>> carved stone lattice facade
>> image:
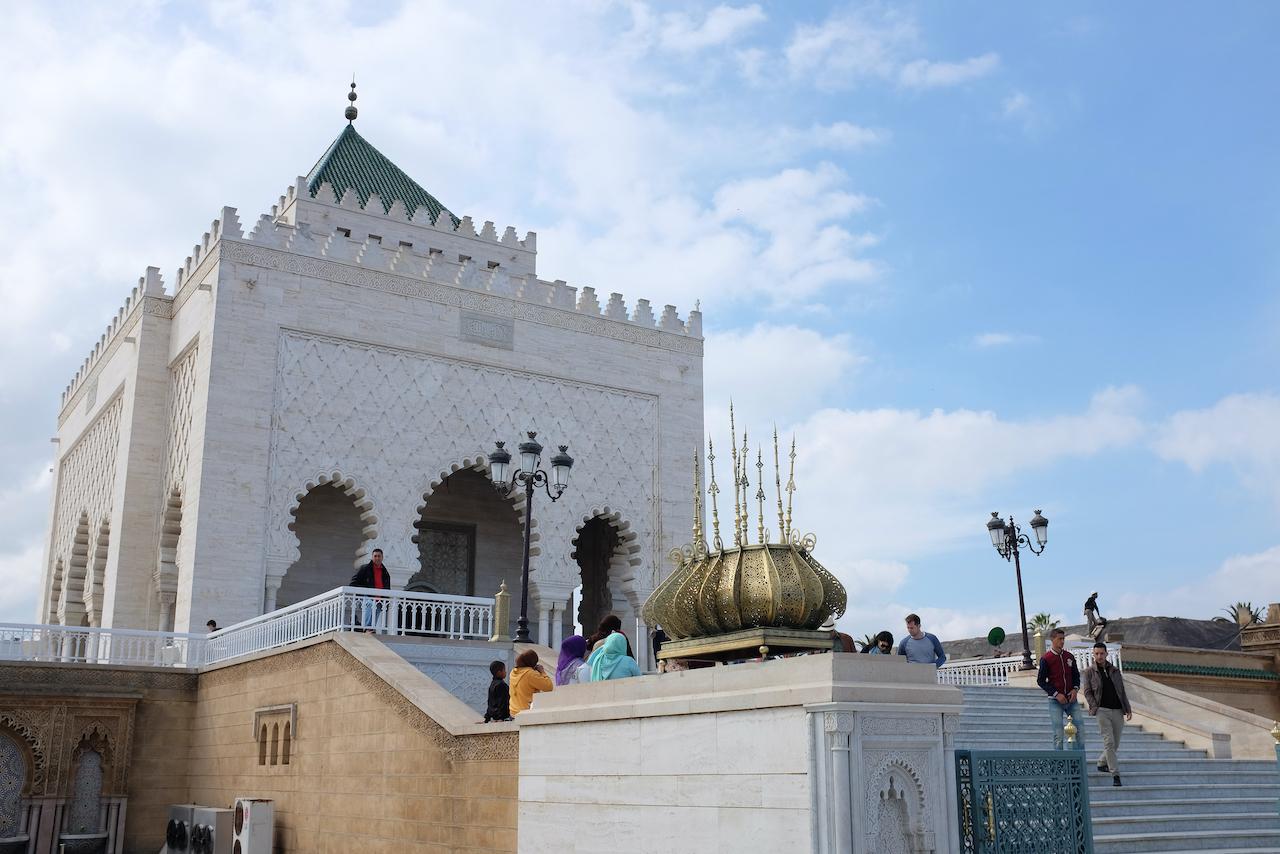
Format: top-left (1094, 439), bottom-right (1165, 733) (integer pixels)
top-left (48, 395), bottom-right (122, 624)
top-left (39, 116), bottom-right (702, 633)
top-left (267, 330), bottom-right (658, 594)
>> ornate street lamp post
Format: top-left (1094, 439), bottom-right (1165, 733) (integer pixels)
top-left (489, 432), bottom-right (574, 644)
top-left (986, 509), bottom-right (1049, 671)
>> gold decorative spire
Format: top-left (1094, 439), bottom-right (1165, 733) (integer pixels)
top-left (773, 428), bottom-right (785, 540)
top-left (784, 435), bottom-right (796, 541)
top-left (729, 404), bottom-right (742, 547)
top-left (691, 445), bottom-right (704, 552)
top-left (755, 448), bottom-right (767, 544)
top-left (642, 415), bottom-right (846, 642)
top-left (707, 437), bottom-right (723, 550)
top-left (739, 430), bottom-right (750, 546)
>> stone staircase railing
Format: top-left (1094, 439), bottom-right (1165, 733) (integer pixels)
top-left (0, 587), bottom-right (495, 669)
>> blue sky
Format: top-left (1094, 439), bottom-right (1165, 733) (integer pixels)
top-left (1, 2), bottom-right (1277, 639)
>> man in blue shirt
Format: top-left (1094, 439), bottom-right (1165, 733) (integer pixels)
top-left (897, 614), bottom-right (947, 666)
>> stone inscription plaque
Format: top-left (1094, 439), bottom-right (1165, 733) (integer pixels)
top-left (460, 310), bottom-right (515, 350)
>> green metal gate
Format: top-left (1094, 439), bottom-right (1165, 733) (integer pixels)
top-left (955, 750), bottom-right (1094, 854)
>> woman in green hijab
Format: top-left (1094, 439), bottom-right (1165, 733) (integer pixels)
top-left (587, 631), bottom-right (642, 681)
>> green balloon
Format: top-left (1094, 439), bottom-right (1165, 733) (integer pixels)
top-left (987, 627), bottom-right (1006, 646)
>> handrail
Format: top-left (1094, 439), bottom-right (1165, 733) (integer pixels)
top-left (937, 643), bottom-right (1122, 686)
top-left (0, 587), bottom-right (496, 669)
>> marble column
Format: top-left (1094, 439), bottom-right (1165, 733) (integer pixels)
top-left (550, 603), bottom-right (565, 651)
top-left (537, 606), bottom-right (551, 648)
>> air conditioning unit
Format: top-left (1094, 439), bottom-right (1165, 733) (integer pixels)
top-left (232, 798), bottom-right (274, 854)
top-left (166, 804), bottom-right (198, 853)
top-left (190, 807), bottom-right (233, 854)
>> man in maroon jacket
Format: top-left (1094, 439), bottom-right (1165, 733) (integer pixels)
top-left (1036, 627), bottom-right (1086, 751)
top-left (350, 548), bottom-right (392, 630)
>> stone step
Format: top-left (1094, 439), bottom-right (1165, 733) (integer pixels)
top-left (955, 730), bottom-right (1178, 744)
top-left (958, 745), bottom-right (1203, 760)
top-left (1092, 798), bottom-right (1280, 818)
top-left (1083, 758), bottom-right (1276, 773)
top-left (1094, 812), bottom-right (1280, 837)
top-left (1093, 829), bottom-right (1280, 853)
top-left (1089, 784), bottom-right (1280, 804)
top-left (1084, 769), bottom-right (1280, 786)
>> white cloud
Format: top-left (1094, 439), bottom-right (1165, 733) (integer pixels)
top-left (781, 386), bottom-right (1144, 583)
top-left (973, 331), bottom-right (1038, 349)
top-left (1114, 544), bottom-right (1280, 623)
top-left (658, 4), bottom-right (767, 52)
top-left (784, 8), bottom-right (998, 92)
top-left (703, 324), bottom-right (866, 431)
top-left (898, 53), bottom-right (1000, 90)
top-left (1002, 90), bottom-right (1032, 118)
top-left (1153, 393), bottom-right (1280, 505)
top-left (0, 3), bottom-right (891, 623)
top-left (1154, 393), bottom-right (1280, 472)
top-left (0, 543), bottom-right (45, 624)
top-left (784, 121), bottom-right (890, 151)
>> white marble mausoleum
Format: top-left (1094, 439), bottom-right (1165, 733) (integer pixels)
top-left (38, 92), bottom-right (703, 654)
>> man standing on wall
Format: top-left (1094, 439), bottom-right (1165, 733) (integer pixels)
top-left (1084, 591), bottom-right (1107, 639)
top-left (350, 547), bottom-right (392, 631)
top-left (1037, 628), bottom-right (1086, 751)
top-left (897, 614), bottom-right (946, 666)
top-left (1083, 641), bottom-right (1132, 787)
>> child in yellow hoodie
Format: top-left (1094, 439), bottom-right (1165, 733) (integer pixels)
top-left (509, 649), bottom-right (553, 714)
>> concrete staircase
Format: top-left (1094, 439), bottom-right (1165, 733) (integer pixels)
top-left (956, 686), bottom-right (1280, 853)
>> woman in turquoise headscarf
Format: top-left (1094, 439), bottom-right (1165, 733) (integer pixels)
top-left (587, 631), bottom-right (641, 681)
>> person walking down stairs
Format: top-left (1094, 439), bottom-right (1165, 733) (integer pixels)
top-left (1037, 627), bottom-right (1085, 752)
top-left (1082, 641), bottom-right (1132, 787)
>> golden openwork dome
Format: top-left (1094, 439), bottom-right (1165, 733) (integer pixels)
top-left (642, 410), bottom-right (846, 640)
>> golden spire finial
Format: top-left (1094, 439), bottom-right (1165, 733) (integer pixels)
top-left (691, 445), bottom-right (704, 551)
top-left (755, 448), bottom-right (766, 544)
top-left (707, 437), bottom-right (723, 550)
top-left (739, 430), bottom-right (750, 545)
top-left (784, 435), bottom-right (797, 540)
top-left (773, 427), bottom-right (785, 540)
top-left (729, 404), bottom-right (743, 547)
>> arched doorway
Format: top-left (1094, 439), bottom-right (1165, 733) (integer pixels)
top-left (277, 483), bottom-right (367, 607)
top-left (413, 467), bottom-right (524, 636)
top-left (574, 517), bottom-right (619, 634)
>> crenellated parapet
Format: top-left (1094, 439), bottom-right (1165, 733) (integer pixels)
top-left (247, 178), bottom-right (702, 338)
top-left (61, 188), bottom-right (701, 418)
top-left (59, 207), bottom-right (243, 418)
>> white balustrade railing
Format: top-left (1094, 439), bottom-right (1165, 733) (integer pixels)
top-left (936, 643), bottom-right (1123, 686)
top-left (204, 586), bottom-right (495, 664)
top-left (0, 587), bottom-right (495, 669)
top-left (0, 623), bottom-right (205, 667)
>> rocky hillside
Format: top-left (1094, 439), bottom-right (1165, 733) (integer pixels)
top-left (941, 615), bottom-right (1245, 660)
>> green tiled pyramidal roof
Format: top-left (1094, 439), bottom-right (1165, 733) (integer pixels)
top-left (306, 124), bottom-right (457, 226)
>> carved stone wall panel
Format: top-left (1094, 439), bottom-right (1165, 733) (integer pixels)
top-left (862, 748), bottom-right (935, 851)
top-left (163, 345), bottom-right (199, 495)
top-left (0, 695), bottom-right (138, 799)
top-left (48, 395), bottom-right (123, 619)
top-left (266, 330), bottom-right (658, 594)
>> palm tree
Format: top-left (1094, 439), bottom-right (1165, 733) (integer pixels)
top-left (1216, 601), bottom-right (1263, 626)
top-left (1027, 612), bottom-right (1059, 635)
top-left (859, 633), bottom-right (878, 652)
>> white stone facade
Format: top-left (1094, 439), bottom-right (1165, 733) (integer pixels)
top-left (516, 654), bottom-right (964, 854)
top-left (39, 148), bottom-right (703, 640)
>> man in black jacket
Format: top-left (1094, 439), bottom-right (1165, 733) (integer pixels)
top-left (350, 548), bottom-right (392, 630)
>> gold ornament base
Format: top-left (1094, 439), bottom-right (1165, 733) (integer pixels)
top-left (657, 627), bottom-right (834, 663)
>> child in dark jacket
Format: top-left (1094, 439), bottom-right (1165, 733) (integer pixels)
top-left (484, 660), bottom-right (512, 722)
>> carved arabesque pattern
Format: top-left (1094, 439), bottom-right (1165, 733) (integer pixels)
top-left (48, 396), bottom-right (122, 622)
top-left (163, 345), bottom-right (199, 494)
top-left (266, 331), bottom-right (657, 596)
top-left (863, 749), bottom-right (933, 852)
